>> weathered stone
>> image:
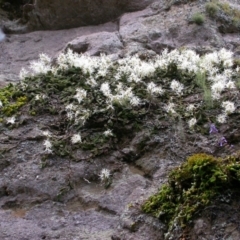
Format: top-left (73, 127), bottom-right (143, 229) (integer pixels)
top-left (0, 21), bottom-right (118, 82)
top-left (27, 0), bottom-right (155, 30)
top-left (0, 1), bottom-right (240, 239)
top-left (66, 31), bottom-right (123, 56)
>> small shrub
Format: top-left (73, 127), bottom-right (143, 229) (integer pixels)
top-left (205, 2), bottom-right (219, 17)
top-left (191, 13), bottom-right (205, 25)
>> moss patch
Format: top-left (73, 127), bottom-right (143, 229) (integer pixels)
top-left (142, 152), bottom-right (240, 234)
top-left (0, 83), bottom-right (28, 117)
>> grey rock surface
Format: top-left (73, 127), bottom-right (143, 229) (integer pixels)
top-left (66, 31), bottom-right (123, 56)
top-left (27, 0), bottom-right (155, 30)
top-left (1, 0), bottom-right (240, 239)
top-left (0, 21), bottom-right (118, 86)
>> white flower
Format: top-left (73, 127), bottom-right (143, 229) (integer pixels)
top-left (86, 77), bottom-right (97, 87)
top-left (103, 129), bottom-right (113, 137)
top-left (226, 81), bottom-right (235, 89)
top-left (39, 53), bottom-right (51, 65)
top-left (99, 168), bottom-right (111, 182)
top-left (218, 48), bottom-right (233, 67)
top-left (19, 68), bottom-right (29, 80)
top-left (130, 96), bottom-right (141, 106)
top-left (42, 130), bottom-right (52, 137)
top-left (100, 82), bottom-right (111, 97)
top-left (65, 103), bottom-right (75, 110)
top-left (43, 139), bottom-right (53, 154)
top-left (164, 102), bottom-right (176, 115)
top-left (0, 100), bottom-right (2, 108)
top-left (35, 94), bottom-right (46, 100)
top-left (71, 133), bottom-right (82, 144)
top-left (74, 108), bottom-right (91, 125)
top-left (186, 104), bottom-right (195, 112)
top-left (188, 118), bottom-right (197, 128)
top-left (147, 82), bottom-right (164, 96)
top-left (211, 81), bottom-right (225, 93)
top-left (6, 116), bottom-right (16, 124)
top-left (170, 80), bottom-right (184, 95)
top-left (30, 53), bottom-right (52, 75)
top-left (65, 103), bottom-right (77, 120)
top-left (222, 101), bottom-right (235, 114)
top-left (217, 113), bottom-right (227, 123)
top-left (110, 85), bottom-right (136, 107)
top-left (74, 88), bottom-right (87, 104)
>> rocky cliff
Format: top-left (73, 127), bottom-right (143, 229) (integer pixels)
top-left (0, 0), bottom-right (240, 239)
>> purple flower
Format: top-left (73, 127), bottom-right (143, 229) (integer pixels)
top-left (209, 123), bottom-right (218, 134)
top-left (219, 136), bottom-right (227, 147)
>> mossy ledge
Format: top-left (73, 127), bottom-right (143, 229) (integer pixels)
top-left (0, 83), bottom-right (28, 117)
top-left (142, 152), bottom-right (240, 237)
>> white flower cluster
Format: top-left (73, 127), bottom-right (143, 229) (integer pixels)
top-left (116, 55), bottom-right (155, 83)
top-left (99, 168), bottom-right (111, 182)
top-left (74, 88), bottom-right (87, 104)
top-left (57, 49), bottom-right (98, 74)
top-left (42, 130), bottom-right (52, 137)
top-left (186, 104), bottom-right (195, 113)
top-left (35, 93), bottom-right (46, 101)
top-left (154, 49), bottom-right (200, 73)
top-left (71, 133), bottom-right (82, 144)
top-left (188, 118), bottom-right (197, 128)
top-left (100, 82), bottom-right (140, 107)
top-left (18, 47), bottom-right (238, 131)
top-left (164, 102), bottom-right (176, 115)
top-left (29, 53), bottom-right (52, 75)
top-left (103, 129), bottom-right (113, 137)
top-left (216, 101), bottom-right (236, 124)
top-left (19, 68), bottom-right (30, 81)
top-left (222, 101), bottom-right (235, 114)
top-left (170, 80), bottom-right (184, 95)
top-left (43, 139), bottom-right (53, 154)
top-left (147, 82), bottom-right (164, 96)
top-left (210, 72), bottom-right (236, 100)
top-left (42, 130), bottom-right (53, 154)
top-left (6, 116), bottom-right (16, 125)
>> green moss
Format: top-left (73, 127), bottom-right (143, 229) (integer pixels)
top-left (142, 152), bottom-right (240, 233)
top-left (0, 84), bottom-right (28, 117)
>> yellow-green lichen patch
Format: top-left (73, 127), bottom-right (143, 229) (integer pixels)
top-left (142, 152), bottom-right (240, 234)
top-left (0, 84), bottom-right (28, 117)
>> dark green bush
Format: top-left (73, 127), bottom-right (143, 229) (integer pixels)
top-left (191, 13), bottom-right (205, 25)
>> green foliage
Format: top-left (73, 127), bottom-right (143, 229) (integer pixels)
top-left (195, 71), bottom-right (213, 108)
top-left (0, 84), bottom-right (28, 117)
top-left (206, 1), bottom-right (240, 29)
top-left (142, 152), bottom-right (240, 233)
top-left (205, 2), bottom-right (219, 17)
top-left (218, 1), bottom-right (240, 28)
top-left (191, 13), bottom-right (205, 25)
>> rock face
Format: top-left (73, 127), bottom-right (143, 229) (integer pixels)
top-left (0, 21), bottom-right (118, 87)
top-left (27, 0), bottom-right (155, 30)
top-left (66, 31), bottom-right (123, 56)
top-left (1, 0), bottom-right (240, 239)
